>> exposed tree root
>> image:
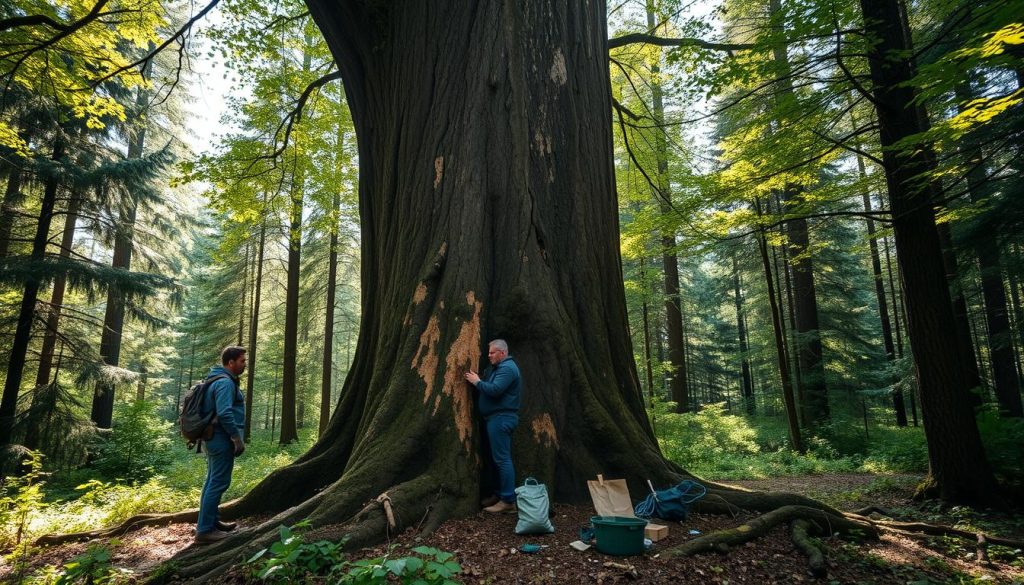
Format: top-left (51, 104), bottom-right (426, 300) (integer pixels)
top-left (791, 518), bottom-right (827, 578)
top-left (35, 509), bottom-right (199, 546)
top-left (665, 505), bottom-right (878, 558)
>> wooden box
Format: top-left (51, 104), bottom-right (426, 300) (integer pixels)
top-left (644, 523), bottom-right (668, 542)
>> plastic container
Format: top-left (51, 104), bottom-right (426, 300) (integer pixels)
top-left (590, 516), bottom-right (647, 556)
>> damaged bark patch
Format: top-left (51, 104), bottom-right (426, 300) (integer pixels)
top-left (433, 156), bottom-right (444, 189)
top-left (550, 48), bottom-right (567, 85)
top-left (530, 414), bottom-right (559, 448)
top-left (413, 315), bottom-right (441, 404)
top-left (413, 283), bottom-right (428, 305)
top-left (438, 291), bottom-right (483, 452)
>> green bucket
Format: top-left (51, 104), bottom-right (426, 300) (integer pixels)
top-left (590, 516), bottom-right (647, 556)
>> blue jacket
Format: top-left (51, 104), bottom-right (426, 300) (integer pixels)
top-left (476, 357), bottom-right (521, 418)
top-left (202, 365), bottom-right (246, 440)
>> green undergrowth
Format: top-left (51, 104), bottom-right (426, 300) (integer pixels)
top-left (1, 427), bottom-right (317, 551)
top-left (650, 400), bottom-right (1024, 482)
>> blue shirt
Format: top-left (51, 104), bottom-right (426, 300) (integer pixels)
top-left (476, 356), bottom-right (521, 418)
top-left (202, 365), bottom-right (246, 440)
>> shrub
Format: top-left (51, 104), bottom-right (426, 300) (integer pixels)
top-left (93, 400), bottom-right (174, 482)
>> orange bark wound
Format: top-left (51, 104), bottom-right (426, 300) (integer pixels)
top-left (531, 414), bottom-right (559, 448)
top-left (412, 315), bottom-right (441, 404)
top-left (439, 291), bottom-right (483, 452)
top-left (413, 283), bottom-right (428, 305)
top-left (434, 156), bottom-right (444, 189)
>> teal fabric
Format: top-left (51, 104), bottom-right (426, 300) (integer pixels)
top-left (514, 477), bottom-right (555, 535)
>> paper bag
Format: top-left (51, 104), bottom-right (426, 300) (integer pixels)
top-left (586, 474), bottom-right (636, 517)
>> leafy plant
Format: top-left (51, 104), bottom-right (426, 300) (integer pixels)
top-left (246, 520), bottom-right (345, 582)
top-left (0, 449), bottom-right (47, 549)
top-left (52, 541), bottom-right (131, 584)
top-left (331, 545), bottom-right (463, 585)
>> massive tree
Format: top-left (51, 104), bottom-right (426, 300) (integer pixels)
top-left (42, 0), bottom-right (1017, 579)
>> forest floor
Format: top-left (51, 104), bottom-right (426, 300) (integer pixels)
top-left (3, 472), bottom-right (1023, 584)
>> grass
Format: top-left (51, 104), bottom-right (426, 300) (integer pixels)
top-left (4, 427), bottom-right (317, 547)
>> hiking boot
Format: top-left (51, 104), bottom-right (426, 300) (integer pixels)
top-left (480, 495), bottom-right (500, 508)
top-left (216, 520), bottom-right (238, 532)
top-left (483, 500), bottom-right (517, 514)
top-left (194, 529), bottom-right (230, 544)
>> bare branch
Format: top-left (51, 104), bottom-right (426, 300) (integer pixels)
top-left (608, 33), bottom-right (753, 52)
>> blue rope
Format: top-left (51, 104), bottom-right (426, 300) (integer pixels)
top-left (634, 480), bottom-right (707, 519)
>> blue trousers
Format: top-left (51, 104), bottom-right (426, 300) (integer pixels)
top-left (197, 433), bottom-right (234, 534)
top-left (486, 413), bottom-right (518, 503)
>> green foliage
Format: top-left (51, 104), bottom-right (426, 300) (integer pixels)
top-left (245, 522), bottom-right (464, 585)
top-left (93, 400), bottom-right (174, 481)
top-left (651, 400), bottom-right (759, 467)
top-left (246, 521), bottom-right (345, 582)
top-left (51, 541), bottom-right (131, 585)
top-left (0, 450), bottom-right (47, 549)
top-left (331, 545), bottom-right (463, 585)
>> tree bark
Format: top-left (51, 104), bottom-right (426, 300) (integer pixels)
top-left (320, 125), bottom-right (346, 435)
top-left (858, 174), bottom-right (907, 425)
top-left (245, 220), bottom-right (266, 442)
top-left (0, 138), bottom-right (64, 446)
top-left (732, 252), bottom-right (755, 414)
top-left (954, 84), bottom-right (1022, 417)
top-left (279, 166), bottom-right (303, 445)
top-left (0, 162), bottom-right (25, 258)
top-left (755, 200), bottom-right (804, 453)
top-left (34, 188), bottom-right (82, 390)
top-left (90, 128), bottom-right (145, 428)
top-left (645, 3), bottom-right (688, 414)
top-left (639, 257), bottom-right (656, 405)
top-left (857, 0), bottom-right (999, 503)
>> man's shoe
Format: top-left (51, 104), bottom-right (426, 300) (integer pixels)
top-left (483, 500), bottom-right (517, 514)
top-left (216, 520), bottom-right (237, 532)
top-left (194, 529), bottom-right (230, 544)
top-left (480, 495), bottom-right (500, 508)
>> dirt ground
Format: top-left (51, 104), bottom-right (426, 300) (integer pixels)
top-left (3, 473), bottom-right (1023, 584)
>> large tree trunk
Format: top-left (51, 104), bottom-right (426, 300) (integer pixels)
top-left (171, 4), bottom-right (682, 571)
top-left (0, 138), bottom-right (64, 446)
top-left (857, 0), bottom-right (999, 503)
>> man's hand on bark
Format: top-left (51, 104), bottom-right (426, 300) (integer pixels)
top-left (464, 371), bottom-right (480, 385)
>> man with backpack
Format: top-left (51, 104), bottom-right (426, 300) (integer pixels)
top-left (195, 345), bottom-right (247, 544)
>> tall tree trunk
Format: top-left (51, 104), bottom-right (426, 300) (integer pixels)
top-left (91, 142), bottom-right (145, 427)
top-left (245, 220), bottom-right (267, 442)
top-left (0, 138), bottom-right (64, 446)
top-left (955, 85), bottom-right (1022, 417)
top-left (857, 0), bottom-right (999, 502)
top-left (732, 252), bottom-right (754, 414)
top-left (90, 73), bottom-right (151, 428)
top-left (771, 214), bottom-right (803, 426)
top-left (279, 165), bottom-right (304, 445)
top-left (0, 162), bottom-right (25, 258)
top-left (35, 188), bottom-right (83, 389)
top-left (238, 241), bottom-right (249, 345)
top-left (937, 222), bottom-right (985, 407)
top-left (767, 0), bottom-right (828, 425)
top-left (756, 199), bottom-right (803, 453)
top-left (639, 257), bottom-right (656, 405)
top-left (858, 170), bottom-right (907, 425)
top-left (23, 187), bottom-right (83, 450)
top-left (645, 3), bottom-right (688, 414)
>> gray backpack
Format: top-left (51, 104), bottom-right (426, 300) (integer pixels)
top-left (178, 375), bottom-right (227, 450)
